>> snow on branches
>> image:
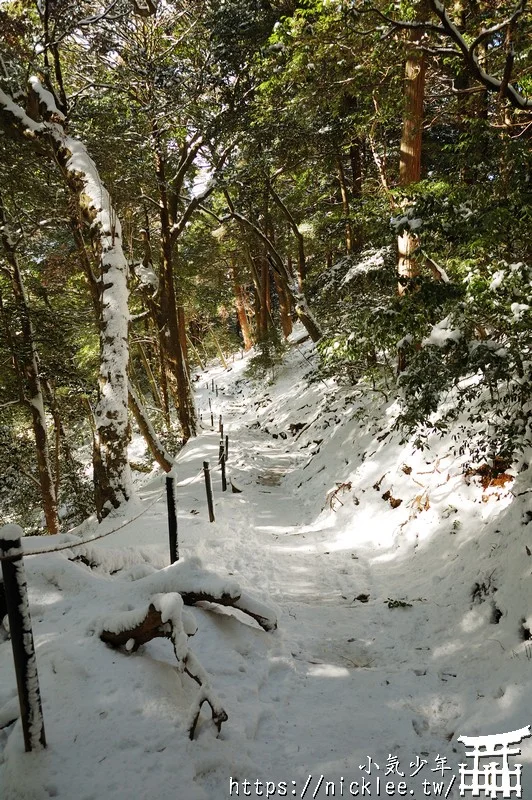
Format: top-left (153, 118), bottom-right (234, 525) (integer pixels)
top-left (0, 80), bottom-right (132, 512)
top-left (95, 557), bottom-right (277, 738)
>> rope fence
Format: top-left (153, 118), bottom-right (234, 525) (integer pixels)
top-left (1, 388), bottom-right (233, 753)
top-left (0, 488), bottom-right (166, 562)
top-left (0, 465), bottom-right (208, 563)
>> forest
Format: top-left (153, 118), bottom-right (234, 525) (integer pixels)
top-left (0, 0), bottom-right (530, 532)
top-left (0, 1), bottom-right (532, 798)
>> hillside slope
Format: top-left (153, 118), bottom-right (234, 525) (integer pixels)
top-left (1, 333), bottom-right (532, 799)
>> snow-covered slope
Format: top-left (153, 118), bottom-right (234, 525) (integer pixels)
top-left (2, 332), bottom-right (532, 799)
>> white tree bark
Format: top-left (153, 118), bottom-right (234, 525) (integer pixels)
top-left (0, 82), bottom-right (132, 512)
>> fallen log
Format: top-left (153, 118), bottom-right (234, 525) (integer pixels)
top-left (100, 593), bottom-right (228, 739)
top-left (132, 560), bottom-right (278, 632)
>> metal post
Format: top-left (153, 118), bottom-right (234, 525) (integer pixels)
top-left (219, 415), bottom-right (223, 437)
top-left (221, 453), bottom-right (227, 492)
top-left (203, 461), bottom-right (215, 522)
top-left (211, 379), bottom-right (214, 392)
top-left (216, 385), bottom-right (218, 397)
top-left (0, 525), bottom-right (46, 752)
top-left (225, 434), bottom-right (229, 461)
top-left (166, 475), bottom-right (178, 564)
top-left (218, 439), bottom-right (224, 464)
top-left (210, 412), bottom-right (214, 428)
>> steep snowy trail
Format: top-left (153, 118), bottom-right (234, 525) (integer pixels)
top-left (172, 361), bottom-right (467, 797)
top-left (4, 340), bottom-right (532, 800)
top-left (179, 350), bottom-right (532, 799)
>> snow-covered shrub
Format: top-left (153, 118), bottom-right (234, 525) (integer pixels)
top-left (397, 258), bottom-right (532, 461)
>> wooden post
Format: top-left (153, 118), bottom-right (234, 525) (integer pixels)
top-left (216, 385), bottom-right (218, 397)
top-left (0, 577), bottom-right (6, 624)
top-left (211, 379), bottom-right (214, 392)
top-left (221, 452), bottom-right (227, 492)
top-left (203, 461), bottom-right (215, 522)
top-left (210, 412), bottom-right (214, 428)
top-left (166, 474), bottom-right (178, 564)
top-left (219, 415), bottom-right (223, 437)
top-left (218, 439), bottom-right (224, 464)
top-left (0, 525), bottom-right (46, 752)
top-left (225, 434), bottom-right (229, 461)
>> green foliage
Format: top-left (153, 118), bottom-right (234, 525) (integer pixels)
top-left (2, 0), bottom-right (532, 527)
top-left (314, 247), bottom-right (397, 384)
top-left (245, 328), bottom-right (288, 384)
top-left (397, 256), bottom-right (532, 460)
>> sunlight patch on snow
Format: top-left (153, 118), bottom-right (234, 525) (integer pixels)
top-left (460, 609), bottom-right (486, 633)
top-left (307, 664), bottom-right (350, 678)
top-left (496, 685), bottom-right (521, 711)
top-left (432, 640), bottom-right (465, 659)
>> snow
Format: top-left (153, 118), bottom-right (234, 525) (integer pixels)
top-left (0, 524), bottom-right (24, 544)
top-left (3, 333), bottom-right (532, 798)
top-left (0, 89), bottom-right (42, 133)
top-left (490, 270), bottom-right (505, 290)
top-left (341, 247), bottom-right (390, 286)
top-left (135, 263), bottom-right (158, 291)
top-left (28, 78), bottom-right (65, 121)
top-left (422, 316), bottom-right (462, 347)
top-left (511, 302), bottom-right (529, 321)
top-left (0, 84), bottom-right (132, 501)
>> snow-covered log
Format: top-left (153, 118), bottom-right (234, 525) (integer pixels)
top-left (100, 592), bottom-right (228, 739)
top-left (80, 552), bottom-right (278, 632)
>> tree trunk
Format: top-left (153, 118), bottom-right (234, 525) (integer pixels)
top-left (265, 216), bottom-right (292, 340)
top-left (177, 304), bottom-right (189, 374)
top-left (42, 378), bottom-right (85, 504)
top-left (128, 383), bottom-right (173, 472)
top-left (266, 181), bottom-right (306, 287)
top-left (151, 119), bottom-right (196, 441)
top-left (245, 245), bottom-right (266, 341)
top-left (398, 29), bottom-right (426, 293)
top-left (399, 33), bottom-right (426, 187)
top-left (224, 196), bottom-right (322, 343)
top-left (0, 196), bottom-right (60, 534)
top-left (5, 80), bottom-right (133, 515)
top-left (273, 268), bottom-right (293, 340)
top-left (336, 156), bottom-right (353, 254)
top-left (259, 254), bottom-right (270, 341)
top-left (231, 260), bottom-right (253, 350)
top-left (350, 139), bottom-right (363, 197)
top-left (137, 341), bottom-right (164, 414)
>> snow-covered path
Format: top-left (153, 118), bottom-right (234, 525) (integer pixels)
top-left (3, 339), bottom-right (532, 799)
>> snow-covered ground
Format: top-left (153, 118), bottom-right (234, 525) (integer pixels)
top-left (2, 332), bottom-right (532, 800)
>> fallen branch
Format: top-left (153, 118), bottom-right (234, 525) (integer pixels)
top-left (107, 557), bottom-right (278, 632)
top-left (100, 593), bottom-right (228, 739)
top-left (98, 561), bottom-right (277, 737)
